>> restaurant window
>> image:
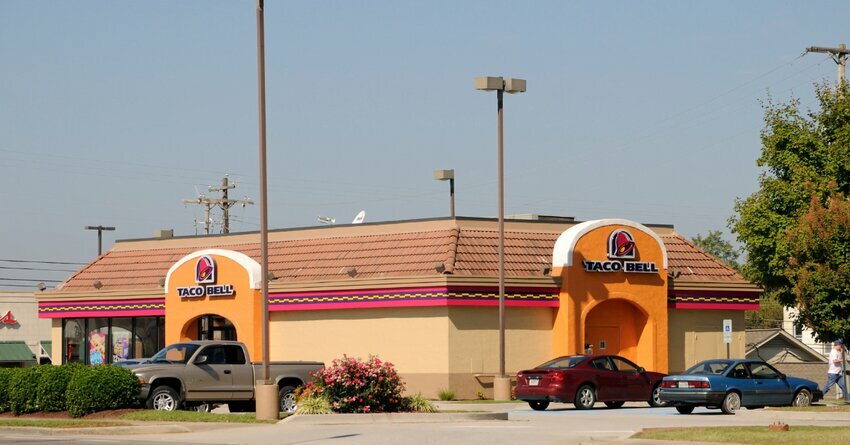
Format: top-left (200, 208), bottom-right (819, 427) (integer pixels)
top-left (87, 318), bottom-right (109, 365)
top-left (63, 319), bottom-right (85, 364)
top-left (111, 318), bottom-right (133, 362)
top-left (134, 317), bottom-right (159, 359)
top-left (61, 316), bottom-right (166, 365)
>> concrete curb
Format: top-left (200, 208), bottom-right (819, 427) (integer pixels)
top-left (0, 424), bottom-right (194, 436)
top-left (280, 412), bottom-right (509, 425)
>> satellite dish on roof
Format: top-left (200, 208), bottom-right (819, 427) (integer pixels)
top-left (352, 210), bottom-right (366, 224)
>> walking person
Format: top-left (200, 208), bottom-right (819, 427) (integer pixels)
top-left (822, 339), bottom-right (849, 402)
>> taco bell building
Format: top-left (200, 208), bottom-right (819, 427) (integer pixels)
top-left (36, 216), bottom-right (760, 398)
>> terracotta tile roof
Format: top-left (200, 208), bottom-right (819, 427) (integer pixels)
top-left (661, 233), bottom-right (744, 282)
top-left (54, 222), bottom-right (746, 292)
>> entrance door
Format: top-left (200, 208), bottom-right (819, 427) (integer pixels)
top-left (198, 315), bottom-right (237, 341)
top-left (586, 327), bottom-right (620, 356)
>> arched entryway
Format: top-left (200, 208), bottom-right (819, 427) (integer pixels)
top-left (584, 299), bottom-right (648, 364)
top-left (181, 314), bottom-right (237, 341)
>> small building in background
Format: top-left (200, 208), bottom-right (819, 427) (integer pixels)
top-left (746, 328), bottom-right (832, 391)
top-left (0, 291), bottom-right (52, 367)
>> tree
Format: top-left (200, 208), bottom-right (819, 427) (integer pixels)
top-left (786, 195), bottom-right (850, 342)
top-left (691, 230), bottom-right (783, 328)
top-left (691, 230), bottom-right (742, 272)
top-left (731, 82), bottom-right (850, 338)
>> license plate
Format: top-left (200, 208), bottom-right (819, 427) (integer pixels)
top-left (678, 382), bottom-right (688, 388)
top-left (529, 378), bottom-right (540, 386)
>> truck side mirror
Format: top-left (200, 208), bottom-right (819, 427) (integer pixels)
top-left (194, 355), bottom-right (208, 365)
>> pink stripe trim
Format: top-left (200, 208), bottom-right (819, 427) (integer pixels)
top-left (668, 290), bottom-right (761, 298)
top-left (38, 298), bottom-right (165, 308)
top-left (39, 309), bottom-right (165, 319)
top-left (668, 302), bottom-right (759, 311)
top-left (269, 286), bottom-right (560, 299)
top-left (270, 299), bottom-right (559, 312)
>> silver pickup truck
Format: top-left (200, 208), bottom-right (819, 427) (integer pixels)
top-left (132, 341), bottom-right (323, 414)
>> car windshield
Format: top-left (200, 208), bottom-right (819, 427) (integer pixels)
top-left (150, 343), bottom-right (201, 364)
top-left (682, 360), bottom-right (733, 375)
top-left (537, 356), bottom-right (586, 369)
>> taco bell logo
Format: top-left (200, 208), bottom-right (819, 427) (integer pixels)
top-left (178, 255), bottom-right (234, 298)
top-left (581, 228), bottom-right (659, 274)
top-left (196, 256), bottom-right (216, 284)
top-left (608, 230), bottom-right (636, 259)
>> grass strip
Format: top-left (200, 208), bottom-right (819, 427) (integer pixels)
top-left (121, 410), bottom-right (281, 424)
top-left (0, 419), bottom-right (130, 428)
top-left (770, 404), bottom-right (850, 412)
top-left (633, 426), bottom-right (850, 445)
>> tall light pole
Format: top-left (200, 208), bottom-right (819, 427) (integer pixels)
top-left (254, 0), bottom-right (277, 420)
top-left (474, 76), bottom-right (526, 401)
top-left (433, 169), bottom-right (455, 217)
top-left (84, 226), bottom-right (115, 256)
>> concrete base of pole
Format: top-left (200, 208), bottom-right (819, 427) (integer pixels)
top-left (255, 380), bottom-right (279, 420)
top-left (493, 376), bottom-right (512, 401)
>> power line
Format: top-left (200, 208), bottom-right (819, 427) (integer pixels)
top-left (0, 266), bottom-right (78, 273)
top-left (0, 277), bottom-right (62, 283)
top-left (0, 259), bottom-right (87, 265)
top-left (183, 175), bottom-right (254, 234)
top-left (0, 284), bottom-right (46, 288)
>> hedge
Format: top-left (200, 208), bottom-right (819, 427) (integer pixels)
top-left (0, 368), bottom-right (14, 413)
top-left (9, 366), bottom-right (44, 414)
top-left (66, 365), bottom-right (141, 417)
top-left (0, 364), bottom-right (140, 417)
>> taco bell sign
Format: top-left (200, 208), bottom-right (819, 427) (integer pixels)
top-left (177, 256), bottom-right (235, 298)
top-left (581, 229), bottom-right (659, 274)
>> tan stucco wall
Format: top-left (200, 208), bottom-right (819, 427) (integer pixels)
top-left (269, 307), bottom-right (450, 395)
top-left (268, 306), bottom-right (554, 399)
top-left (446, 306), bottom-right (553, 399)
top-left (668, 309), bottom-right (745, 374)
top-left (51, 319), bottom-right (62, 364)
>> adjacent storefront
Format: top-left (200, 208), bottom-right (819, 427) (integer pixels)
top-left (37, 217), bottom-right (760, 397)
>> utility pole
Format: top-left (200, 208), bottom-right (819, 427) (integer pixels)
top-left (84, 225), bottom-right (115, 256)
top-left (806, 43), bottom-right (850, 85)
top-left (183, 175), bottom-right (254, 234)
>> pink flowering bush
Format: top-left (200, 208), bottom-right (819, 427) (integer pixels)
top-left (306, 355), bottom-right (405, 413)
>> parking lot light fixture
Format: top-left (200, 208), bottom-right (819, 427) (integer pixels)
top-left (474, 76), bottom-right (526, 400)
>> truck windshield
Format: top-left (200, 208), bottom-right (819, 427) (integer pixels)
top-left (150, 343), bottom-right (201, 364)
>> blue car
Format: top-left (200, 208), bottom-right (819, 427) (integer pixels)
top-left (659, 359), bottom-right (822, 414)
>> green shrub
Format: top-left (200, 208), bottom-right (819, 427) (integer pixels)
top-left (0, 368), bottom-right (14, 413)
top-left (405, 392), bottom-right (437, 413)
top-left (295, 395), bottom-right (332, 415)
top-left (66, 365), bottom-right (141, 417)
top-left (35, 364), bottom-right (79, 412)
top-left (9, 366), bottom-right (44, 414)
top-left (437, 388), bottom-right (455, 401)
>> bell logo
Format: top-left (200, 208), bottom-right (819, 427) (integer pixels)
top-left (196, 256), bottom-right (216, 284)
top-left (0, 311), bottom-right (16, 325)
top-left (608, 229), bottom-right (636, 259)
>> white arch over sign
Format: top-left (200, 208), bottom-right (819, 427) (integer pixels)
top-left (552, 219), bottom-right (668, 269)
top-left (164, 249), bottom-right (262, 292)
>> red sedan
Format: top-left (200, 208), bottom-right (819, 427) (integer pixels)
top-left (515, 355), bottom-right (668, 411)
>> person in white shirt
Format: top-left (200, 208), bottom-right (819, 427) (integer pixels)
top-left (821, 339), bottom-right (849, 401)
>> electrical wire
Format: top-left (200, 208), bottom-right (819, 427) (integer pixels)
top-left (0, 259), bottom-right (86, 265)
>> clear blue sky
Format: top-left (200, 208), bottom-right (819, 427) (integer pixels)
top-left (1, 1), bottom-right (848, 288)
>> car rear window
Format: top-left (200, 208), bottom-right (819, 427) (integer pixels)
top-left (682, 360), bottom-right (732, 375)
top-left (538, 356), bottom-right (586, 369)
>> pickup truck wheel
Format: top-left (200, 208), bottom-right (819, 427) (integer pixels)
top-left (148, 386), bottom-right (181, 411)
top-left (279, 386), bottom-right (297, 414)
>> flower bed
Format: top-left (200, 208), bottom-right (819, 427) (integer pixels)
top-left (296, 355), bottom-right (434, 414)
